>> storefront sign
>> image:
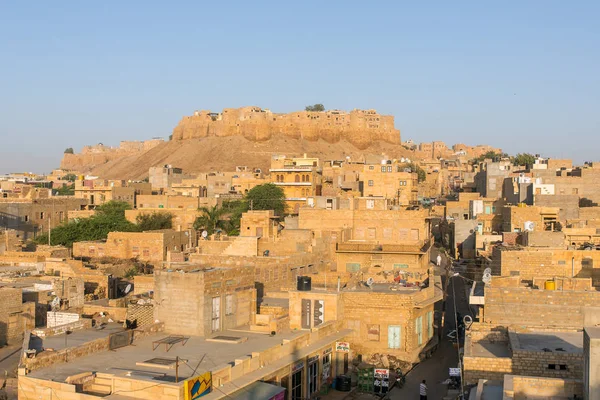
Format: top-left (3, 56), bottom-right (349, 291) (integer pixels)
top-left (292, 360), bottom-right (304, 373)
top-left (449, 368), bottom-right (461, 377)
top-left (374, 368), bottom-right (390, 394)
top-left (335, 341), bottom-right (350, 353)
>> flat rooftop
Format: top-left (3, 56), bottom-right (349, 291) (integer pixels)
top-left (471, 341), bottom-right (511, 358)
top-left (511, 331), bottom-right (583, 354)
top-left (29, 328), bottom-right (307, 383)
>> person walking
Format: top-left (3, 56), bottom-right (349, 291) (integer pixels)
top-left (436, 254), bottom-right (442, 267)
top-left (419, 379), bottom-right (428, 400)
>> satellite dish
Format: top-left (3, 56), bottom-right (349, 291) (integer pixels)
top-left (366, 277), bottom-right (374, 287)
top-left (482, 270), bottom-right (492, 285)
top-left (50, 297), bottom-right (61, 311)
top-left (201, 230), bottom-right (208, 238)
top-left (483, 268), bottom-right (492, 276)
top-left (124, 284), bottom-right (132, 294)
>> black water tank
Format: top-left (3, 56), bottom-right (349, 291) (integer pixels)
top-left (297, 276), bottom-right (312, 291)
top-left (337, 375), bottom-right (351, 392)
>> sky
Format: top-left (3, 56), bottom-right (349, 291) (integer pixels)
top-left (1, 1), bottom-right (599, 173)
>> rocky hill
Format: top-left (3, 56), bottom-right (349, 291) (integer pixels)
top-left (63, 135), bottom-right (413, 180)
top-left (60, 106), bottom-right (412, 179)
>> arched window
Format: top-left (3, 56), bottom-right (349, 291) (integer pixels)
top-left (295, 174), bottom-right (300, 182)
top-left (305, 174), bottom-right (310, 182)
top-left (301, 175), bottom-right (306, 182)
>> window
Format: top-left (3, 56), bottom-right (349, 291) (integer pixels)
top-left (427, 311), bottom-right (433, 339)
top-left (40, 212), bottom-right (45, 219)
top-left (308, 357), bottom-right (319, 396)
top-left (295, 174), bottom-right (300, 182)
top-left (142, 248), bottom-right (150, 257)
top-left (366, 199), bottom-right (375, 209)
top-left (346, 263), bottom-right (360, 272)
top-left (368, 180), bottom-right (374, 186)
top-left (387, 166), bottom-right (392, 172)
top-left (416, 316), bottom-right (423, 345)
top-left (367, 324), bottom-right (380, 341)
top-left (369, 166), bottom-right (374, 170)
top-left (24, 215), bottom-right (29, 222)
top-left (292, 369), bottom-right (303, 400)
top-left (388, 325), bottom-right (401, 349)
top-left (381, 166), bottom-right (386, 172)
top-left (226, 294), bottom-right (234, 315)
top-left (212, 296), bottom-right (221, 332)
top-left (393, 263), bottom-right (409, 269)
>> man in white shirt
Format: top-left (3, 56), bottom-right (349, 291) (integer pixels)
top-left (419, 379), bottom-right (428, 400)
top-left (436, 254), bottom-right (442, 267)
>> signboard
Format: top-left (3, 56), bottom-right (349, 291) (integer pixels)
top-left (449, 368), bottom-right (461, 377)
top-left (292, 360), bottom-right (304, 373)
top-left (335, 342), bottom-right (350, 353)
top-left (374, 368), bottom-right (389, 394)
top-left (184, 372), bottom-right (212, 400)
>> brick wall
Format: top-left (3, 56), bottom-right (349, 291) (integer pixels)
top-left (0, 287), bottom-right (24, 345)
top-left (484, 285), bottom-right (600, 328)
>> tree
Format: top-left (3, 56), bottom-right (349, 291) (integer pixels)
top-left (472, 151), bottom-right (509, 164)
top-left (193, 206), bottom-right (226, 235)
top-left (169, 134), bottom-right (173, 141)
top-left (136, 212), bottom-right (173, 231)
top-left (54, 183), bottom-right (75, 196)
top-left (35, 201), bottom-right (139, 247)
top-left (305, 104), bottom-right (325, 112)
top-left (399, 163), bottom-right (426, 183)
top-left (63, 174), bottom-right (77, 182)
top-left (246, 183), bottom-right (286, 215)
top-left (64, 148), bottom-right (74, 154)
top-left (513, 153), bottom-right (536, 167)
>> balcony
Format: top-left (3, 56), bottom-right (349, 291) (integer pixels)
top-left (336, 239), bottom-right (432, 254)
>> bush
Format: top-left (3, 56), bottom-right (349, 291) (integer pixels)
top-left (64, 148), bottom-right (74, 154)
top-left (136, 212), bottom-right (172, 231)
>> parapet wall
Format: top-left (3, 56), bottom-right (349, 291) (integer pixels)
top-left (172, 107), bottom-right (400, 149)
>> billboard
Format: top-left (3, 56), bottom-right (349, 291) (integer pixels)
top-left (184, 372), bottom-right (212, 400)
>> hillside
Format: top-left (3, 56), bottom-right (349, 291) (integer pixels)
top-left (78, 136), bottom-right (413, 180)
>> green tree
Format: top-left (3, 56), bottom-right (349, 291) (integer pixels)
top-left (96, 201), bottom-right (132, 219)
top-left (513, 153), bottom-right (536, 167)
top-left (472, 151), bottom-right (509, 164)
top-left (54, 183), bottom-right (75, 196)
top-left (64, 148), bottom-right (74, 154)
top-left (305, 103), bottom-right (325, 112)
top-left (136, 212), bottom-right (173, 231)
top-left (36, 200), bottom-right (139, 247)
top-left (193, 206), bottom-right (226, 235)
top-left (219, 200), bottom-right (247, 236)
top-left (246, 183), bottom-right (286, 214)
top-left (63, 174), bottom-right (77, 182)
top-left (399, 163), bottom-right (426, 183)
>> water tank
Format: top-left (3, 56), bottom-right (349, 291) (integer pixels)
top-left (297, 276), bottom-right (312, 291)
top-left (544, 281), bottom-right (556, 291)
top-left (336, 375), bottom-right (351, 392)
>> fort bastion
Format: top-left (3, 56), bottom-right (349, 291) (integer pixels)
top-left (171, 106), bottom-right (401, 149)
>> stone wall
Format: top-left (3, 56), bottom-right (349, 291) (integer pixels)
top-left (172, 107), bottom-right (400, 149)
top-left (483, 285), bottom-right (600, 328)
top-left (133, 275), bottom-right (154, 294)
top-left (504, 375), bottom-right (583, 399)
top-left (0, 287), bottom-right (24, 345)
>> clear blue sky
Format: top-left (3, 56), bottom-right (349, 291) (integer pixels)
top-left (1, 1), bottom-right (598, 173)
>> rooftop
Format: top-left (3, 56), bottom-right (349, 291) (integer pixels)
top-left (29, 328), bottom-right (307, 383)
top-left (510, 331), bottom-right (583, 354)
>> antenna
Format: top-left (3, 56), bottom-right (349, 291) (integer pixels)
top-left (124, 284), bottom-right (132, 294)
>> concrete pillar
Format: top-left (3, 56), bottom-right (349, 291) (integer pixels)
top-left (584, 327), bottom-right (600, 400)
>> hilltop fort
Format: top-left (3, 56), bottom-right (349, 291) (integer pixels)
top-left (172, 106), bottom-right (400, 148)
